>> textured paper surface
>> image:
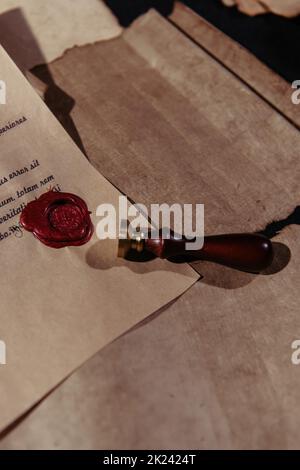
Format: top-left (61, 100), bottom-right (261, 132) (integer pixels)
top-left (0, 0), bottom-right (122, 71)
top-left (0, 8), bottom-right (299, 449)
top-left (0, 9), bottom-right (295, 450)
top-left (0, 45), bottom-right (198, 433)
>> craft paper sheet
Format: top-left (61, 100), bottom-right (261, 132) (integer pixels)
top-left (0, 0), bottom-right (122, 71)
top-left (0, 46), bottom-right (198, 432)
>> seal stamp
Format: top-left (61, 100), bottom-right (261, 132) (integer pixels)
top-left (20, 190), bottom-right (93, 248)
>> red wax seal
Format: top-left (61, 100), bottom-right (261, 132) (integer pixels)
top-left (20, 190), bottom-right (93, 248)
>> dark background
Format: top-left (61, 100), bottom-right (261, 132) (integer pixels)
top-left (104, 0), bottom-right (299, 83)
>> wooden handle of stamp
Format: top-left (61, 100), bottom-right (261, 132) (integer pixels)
top-left (145, 233), bottom-right (273, 272)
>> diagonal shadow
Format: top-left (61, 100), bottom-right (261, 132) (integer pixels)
top-left (31, 63), bottom-right (88, 158)
top-left (0, 7), bottom-right (88, 158)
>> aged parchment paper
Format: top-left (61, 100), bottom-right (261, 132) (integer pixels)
top-left (0, 46), bottom-right (198, 433)
top-left (0, 8), bottom-right (298, 450)
top-left (0, 0), bottom-right (122, 71)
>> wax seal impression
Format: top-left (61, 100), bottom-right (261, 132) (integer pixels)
top-left (20, 190), bottom-right (93, 248)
